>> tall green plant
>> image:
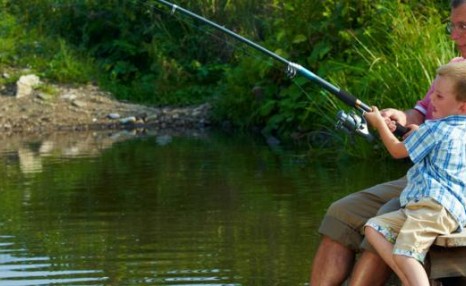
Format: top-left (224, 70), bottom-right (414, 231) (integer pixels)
top-left (214, 0), bottom-right (453, 158)
top-left (214, 0), bottom-right (390, 140)
top-left (319, 1), bottom-right (454, 157)
top-left (348, 2), bottom-right (454, 107)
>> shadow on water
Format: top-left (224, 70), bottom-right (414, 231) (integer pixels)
top-left (0, 128), bottom-right (410, 285)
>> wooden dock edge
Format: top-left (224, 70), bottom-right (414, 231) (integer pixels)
top-left (429, 229), bottom-right (466, 281)
top-left (434, 229), bottom-right (466, 247)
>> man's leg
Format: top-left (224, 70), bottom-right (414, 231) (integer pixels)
top-left (310, 236), bottom-right (355, 286)
top-left (348, 197), bottom-right (402, 286)
top-left (348, 251), bottom-right (392, 286)
top-left (310, 177), bottom-right (406, 286)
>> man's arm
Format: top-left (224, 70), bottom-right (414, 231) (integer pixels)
top-left (404, 109), bottom-right (425, 126)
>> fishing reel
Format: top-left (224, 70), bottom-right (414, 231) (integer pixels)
top-left (335, 110), bottom-right (374, 142)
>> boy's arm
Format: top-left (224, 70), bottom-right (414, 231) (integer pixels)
top-left (376, 123), bottom-right (409, 159)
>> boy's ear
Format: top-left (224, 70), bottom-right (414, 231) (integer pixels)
top-left (460, 101), bottom-right (466, 113)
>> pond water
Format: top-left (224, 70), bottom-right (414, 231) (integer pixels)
top-left (0, 129), bottom-right (409, 286)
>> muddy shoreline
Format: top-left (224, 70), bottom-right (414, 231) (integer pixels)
top-left (0, 80), bottom-right (212, 134)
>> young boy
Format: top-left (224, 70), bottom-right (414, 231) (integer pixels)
top-left (363, 61), bottom-right (466, 286)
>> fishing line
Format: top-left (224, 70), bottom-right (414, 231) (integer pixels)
top-left (37, 0), bottom-right (316, 100)
top-left (15, 0), bottom-right (409, 140)
top-left (155, 1), bottom-right (414, 140)
top-left (145, 1), bottom-right (302, 76)
top-left (141, 0), bottom-right (318, 112)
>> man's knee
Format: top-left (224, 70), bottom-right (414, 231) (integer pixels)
top-left (320, 234), bottom-right (346, 249)
top-left (360, 198), bottom-right (400, 251)
top-left (376, 198), bottom-right (400, 216)
top-left (319, 199), bottom-right (365, 251)
top-left (325, 195), bottom-right (367, 228)
top-left (319, 178), bottom-right (405, 252)
top-left (322, 193), bottom-right (376, 231)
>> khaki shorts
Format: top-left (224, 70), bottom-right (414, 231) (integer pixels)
top-left (318, 176), bottom-right (405, 251)
top-left (365, 197), bottom-right (458, 262)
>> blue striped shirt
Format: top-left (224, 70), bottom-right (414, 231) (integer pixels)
top-left (402, 115), bottom-right (466, 231)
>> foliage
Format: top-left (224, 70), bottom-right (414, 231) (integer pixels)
top-left (213, 0), bottom-right (453, 157)
top-left (0, 2), bottom-right (96, 84)
top-left (5, 0), bottom-right (271, 105)
top-left (320, 1), bottom-right (454, 157)
top-left (0, 0), bottom-right (456, 157)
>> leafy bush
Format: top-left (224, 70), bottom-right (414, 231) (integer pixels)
top-left (215, 1), bottom-right (452, 154)
top-left (1, 0), bottom-right (454, 157)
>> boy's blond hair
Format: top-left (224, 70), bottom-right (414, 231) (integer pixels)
top-left (437, 61), bottom-right (466, 101)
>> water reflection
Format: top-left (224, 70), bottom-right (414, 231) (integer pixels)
top-left (2, 131), bottom-right (132, 174)
top-left (0, 130), bottom-right (410, 285)
top-left (0, 235), bottom-right (106, 285)
top-left (0, 130), bottom-right (202, 175)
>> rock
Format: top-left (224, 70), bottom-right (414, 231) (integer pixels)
top-left (156, 135), bottom-right (172, 146)
top-left (107, 113), bottom-right (121, 119)
top-left (36, 93), bottom-right (49, 101)
top-left (61, 93), bottom-right (77, 100)
top-left (16, 74), bottom-right (41, 98)
top-left (135, 113), bottom-right (147, 122)
top-left (119, 116), bottom-right (137, 124)
top-left (71, 100), bottom-right (87, 108)
top-left (145, 114), bottom-right (158, 122)
top-left (266, 135), bottom-right (280, 146)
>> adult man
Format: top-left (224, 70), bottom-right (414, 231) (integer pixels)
top-left (310, 1), bottom-right (466, 285)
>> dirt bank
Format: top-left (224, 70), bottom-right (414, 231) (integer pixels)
top-left (0, 81), bottom-right (211, 133)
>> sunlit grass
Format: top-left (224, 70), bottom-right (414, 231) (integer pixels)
top-left (311, 2), bottom-right (455, 158)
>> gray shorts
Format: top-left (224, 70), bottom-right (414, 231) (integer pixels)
top-left (318, 176), bottom-right (406, 251)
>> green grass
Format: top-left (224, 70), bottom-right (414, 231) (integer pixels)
top-left (0, 5), bottom-right (96, 85)
top-left (0, 0), bottom-right (455, 159)
top-left (310, 2), bottom-right (455, 158)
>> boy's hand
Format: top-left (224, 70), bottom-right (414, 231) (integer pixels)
top-left (364, 106), bottom-right (386, 130)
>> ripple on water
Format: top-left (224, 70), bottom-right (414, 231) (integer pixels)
top-left (0, 235), bottom-right (108, 286)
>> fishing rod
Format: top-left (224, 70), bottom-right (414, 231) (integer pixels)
top-left (156, 0), bottom-right (408, 141)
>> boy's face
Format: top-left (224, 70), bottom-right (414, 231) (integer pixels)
top-left (431, 75), bottom-right (466, 119)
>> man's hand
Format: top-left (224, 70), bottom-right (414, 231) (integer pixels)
top-left (402, 124), bottom-right (419, 139)
top-left (380, 108), bottom-right (407, 132)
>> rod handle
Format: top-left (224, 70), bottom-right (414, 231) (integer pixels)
top-left (394, 123), bottom-right (409, 137)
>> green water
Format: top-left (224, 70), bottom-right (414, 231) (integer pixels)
top-left (0, 129), bottom-right (409, 285)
